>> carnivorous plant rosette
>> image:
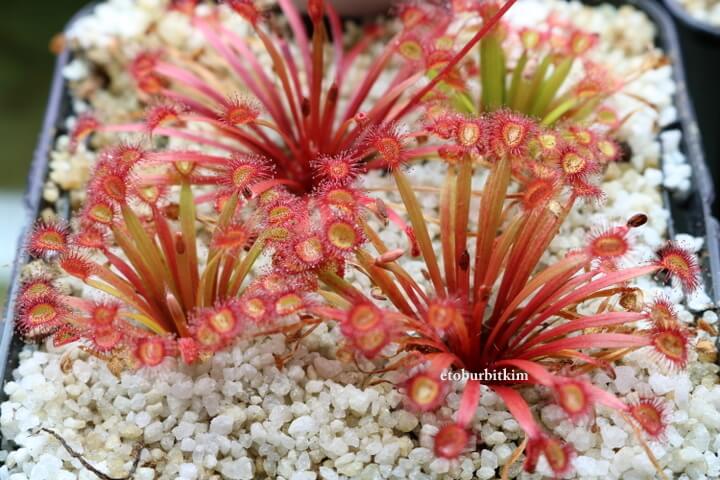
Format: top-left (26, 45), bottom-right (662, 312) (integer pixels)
top-left (315, 107), bottom-right (699, 477)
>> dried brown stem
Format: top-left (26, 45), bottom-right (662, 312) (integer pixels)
top-left (500, 436), bottom-right (528, 480)
top-left (34, 428), bottom-right (144, 480)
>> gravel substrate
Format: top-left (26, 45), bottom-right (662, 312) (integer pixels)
top-left (1, 1), bottom-right (719, 479)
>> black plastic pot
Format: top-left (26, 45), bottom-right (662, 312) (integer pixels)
top-left (1, 0), bottom-right (718, 445)
top-left (664, 0), bottom-right (720, 38)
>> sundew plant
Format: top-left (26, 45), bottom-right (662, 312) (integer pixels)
top-left (18, 0), bottom-right (699, 476)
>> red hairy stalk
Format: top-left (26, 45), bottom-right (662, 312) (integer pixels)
top-left (629, 397), bottom-right (669, 439)
top-left (27, 220), bottom-right (70, 258)
top-left (654, 241), bottom-right (701, 292)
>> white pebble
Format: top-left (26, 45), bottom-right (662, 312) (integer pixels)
top-left (210, 415), bottom-right (234, 436)
top-left (288, 416), bottom-right (317, 437)
top-left (178, 463), bottom-right (198, 480)
top-left (219, 458), bottom-right (254, 480)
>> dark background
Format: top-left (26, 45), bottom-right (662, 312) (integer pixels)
top-left (0, 0), bottom-right (717, 302)
top-left (677, 23), bottom-right (720, 216)
top-left (0, 1), bottom-right (89, 189)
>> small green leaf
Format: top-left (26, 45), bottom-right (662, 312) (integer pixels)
top-left (480, 33), bottom-right (507, 111)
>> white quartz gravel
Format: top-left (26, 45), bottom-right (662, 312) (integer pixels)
top-left (2, 0), bottom-right (719, 479)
